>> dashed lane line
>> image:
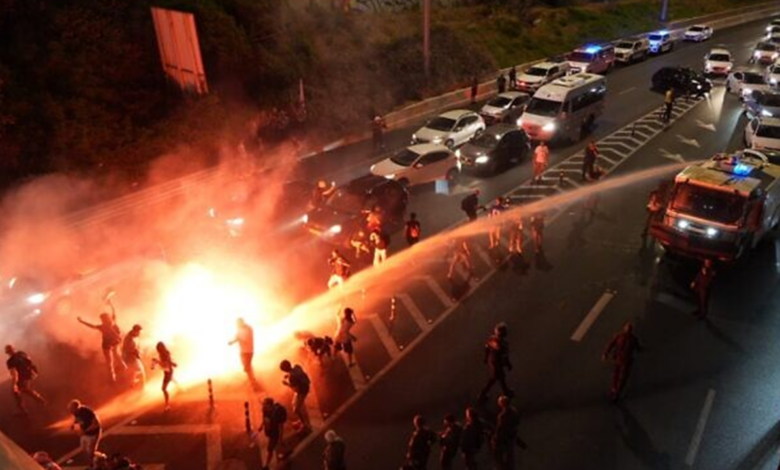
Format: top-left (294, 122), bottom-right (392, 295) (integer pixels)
top-left (686, 389), bottom-right (717, 466)
top-left (570, 290), bottom-right (616, 342)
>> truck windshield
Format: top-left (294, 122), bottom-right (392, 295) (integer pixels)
top-left (670, 184), bottom-right (746, 225)
top-left (616, 42), bottom-right (634, 49)
top-left (525, 98), bottom-right (561, 117)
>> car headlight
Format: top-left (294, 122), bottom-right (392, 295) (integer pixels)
top-left (455, 149), bottom-right (461, 158)
top-left (27, 293), bottom-right (46, 305)
top-left (301, 214), bottom-right (308, 224)
top-left (542, 122), bottom-right (556, 132)
top-left (677, 219), bottom-right (690, 230)
top-left (774, 53), bottom-right (779, 59)
top-left (516, 117), bottom-right (523, 127)
top-left (755, 51), bottom-right (762, 58)
top-left (329, 224), bottom-right (342, 234)
top-left (772, 78), bottom-right (779, 84)
top-left (762, 109), bottom-right (773, 117)
top-left (432, 136), bottom-right (443, 144)
top-left (383, 173), bottom-right (396, 180)
top-left (411, 134), bottom-right (417, 142)
top-left (475, 155), bottom-right (489, 164)
top-left (705, 227), bottom-right (719, 238)
top-left (744, 88), bottom-right (753, 95)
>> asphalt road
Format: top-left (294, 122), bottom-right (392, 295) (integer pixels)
top-left (2, 13), bottom-right (780, 470)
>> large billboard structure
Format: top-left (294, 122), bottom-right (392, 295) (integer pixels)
top-left (150, 7), bottom-right (209, 95)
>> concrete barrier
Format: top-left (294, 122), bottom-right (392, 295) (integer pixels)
top-left (380, 1), bottom-right (779, 133)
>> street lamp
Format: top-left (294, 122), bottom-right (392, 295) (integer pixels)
top-left (660, 0), bottom-right (669, 23)
top-left (423, 0), bottom-right (430, 78)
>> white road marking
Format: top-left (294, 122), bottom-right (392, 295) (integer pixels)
top-left (341, 352), bottom-right (368, 391)
top-left (474, 246), bottom-right (494, 266)
top-left (421, 275), bottom-right (455, 308)
top-left (367, 314), bottom-right (401, 359)
top-left (398, 293), bottom-right (431, 330)
top-left (618, 86), bottom-right (637, 95)
top-left (304, 380), bottom-right (326, 429)
top-left (660, 148), bottom-right (686, 163)
top-left (571, 290), bottom-right (616, 342)
top-left (696, 119), bottom-right (717, 131)
top-left (677, 135), bottom-right (701, 148)
top-left (685, 389), bottom-right (716, 466)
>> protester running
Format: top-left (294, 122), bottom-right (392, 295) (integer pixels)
top-left (5, 344), bottom-right (45, 414)
top-left (68, 399), bottom-right (102, 463)
top-left (602, 321), bottom-right (643, 401)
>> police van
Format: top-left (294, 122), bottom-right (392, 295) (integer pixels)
top-left (518, 73), bottom-right (607, 143)
top-left (649, 150), bottom-right (780, 261)
top-left (566, 44), bottom-right (615, 74)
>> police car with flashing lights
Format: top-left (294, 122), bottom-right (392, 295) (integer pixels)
top-left (566, 44), bottom-right (615, 75)
top-left (648, 150), bottom-right (780, 262)
top-left (648, 30), bottom-right (674, 54)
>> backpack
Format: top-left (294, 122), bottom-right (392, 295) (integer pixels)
top-left (291, 365), bottom-right (311, 394)
top-left (272, 403), bottom-right (288, 425)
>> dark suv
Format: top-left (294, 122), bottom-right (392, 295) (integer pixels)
top-left (304, 175), bottom-right (408, 244)
top-left (651, 66), bottom-right (712, 96)
top-left (457, 124), bottom-right (531, 176)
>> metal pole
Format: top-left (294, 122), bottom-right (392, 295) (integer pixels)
top-left (244, 401), bottom-right (252, 435)
top-left (208, 378), bottom-right (215, 410)
top-left (659, 0), bottom-right (669, 23)
top-left (423, 0), bottom-right (431, 78)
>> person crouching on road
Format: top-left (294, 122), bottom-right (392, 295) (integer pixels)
top-left (280, 360), bottom-right (312, 432)
top-left (68, 399), bottom-right (102, 463)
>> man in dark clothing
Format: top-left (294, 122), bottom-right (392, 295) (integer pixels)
top-left (280, 360), bottom-right (312, 431)
top-left (492, 396), bottom-right (523, 470)
top-left (530, 212), bottom-right (545, 255)
top-left (508, 66), bottom-right (517, 90)
top-left (405, 415), bottom-right (437, 470)
top-left (461, 189), bottom-right (482, 221)
top-left (460, 407), bottom-right (485, 470)
top-left (5, 345), bottom-right (45, 414)
top-left (372, 115), bottom-right (387, 153)
top-left (405, 212), bottom-right (422, 247)
top-left (470, 76), bottom-right (479, 104)
top-left (497, 74), bottom-right (507, 94)
top-left (662, 88), bottom-right (675, 123)
top-left (691, 259), bottom-right (716, 319)
top-left (323, 429), bottom-right (347, 470)
top-left (478, 323), bottom-right (513, 402)
top-left (583, 140), bottom-right (598, 180)
top-left (602, 322), bottom-right (644, 401)
top-left (439, 414), bottom-right (462, 470)
top-left (256, 397), bottom-right (287, 470)
top-left (69, 399), bottom-right (102, 462)
top-left (121, 324), bottom-right (145, 387)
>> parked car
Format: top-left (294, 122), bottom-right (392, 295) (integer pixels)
top-left (767, 18), bottom-right (780, 33)
top-left (744, 90), bottom-right (780, 118)
top-left (727, 69), bottom-right (771, 98)
top-left (767, 25), bottom-right (780, 39)
top-left (751, 42), bottom-right (779, 64)
top-left (370, 144), bottom-right (459, 187)
top-left (648, 30), bottom-right (674, 54)
top-left (767, 32), bottom-right (780, 47)
top-left (566, 43), bottom-right (615, 74)
top-left (651, 67), bottom-right (712, 95)
top-left (456, 124), bottom-right (531, 175)
top-left (479, 91), bottom-right (530, 125)
top-left (303, 175), bottom-right (408, 244)
top-left (703, 48), bottom-right (733, 76)
top-left (411, 110), bottom-right (485, 148)
top-left (767, 63), bottom-right (780, 85)
top-left (745, 116), bottom-right (780, 151)
top-left (684, 25), bottom-right (713, 42)
top-left (614, 37), bottom-right (649, 64)
top-left (516, 61), bottom-right (570, 93)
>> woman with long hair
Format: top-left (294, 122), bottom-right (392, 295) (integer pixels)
top-left (151, 342), bottom-right (177, 410)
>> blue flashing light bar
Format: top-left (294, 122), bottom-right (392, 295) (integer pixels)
top-left (584, 45), bottom-right (602, 54)
top-left (733, 163), bottom-right (752, 176)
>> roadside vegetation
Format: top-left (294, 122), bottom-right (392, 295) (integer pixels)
top-left (0, 0), bottom-right (768, 185)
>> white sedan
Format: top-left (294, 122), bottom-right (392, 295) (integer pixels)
top-left (370, 144), bottom-right (459, 187)
top-left (727, 70), bottom-right (771, 98)
top-left (745, 116), bottom-right (780, 151)
top-left (684, 25), bottom-right (713, 42)
top-left (411, 109), bottom-right (485, 148)
top-left (767, 63), bottom-right (780, 86)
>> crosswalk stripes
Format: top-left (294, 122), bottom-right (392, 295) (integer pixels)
top-left (367, 314), bottom-right (401, 359)
top-left (398, 293), bottom-right (431, 330)
top-left (421, 275), bottom-right (455, 308)
top-left (342, 354), bottom-right (368, 391)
